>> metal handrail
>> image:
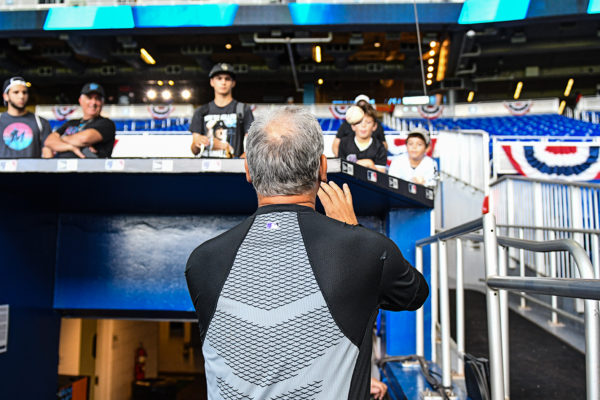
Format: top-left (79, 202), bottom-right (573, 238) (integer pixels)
top-left (491, 174), bottom-right (600, 190)
top-left (415, 214), bottom-right (600, 400)
top-left (487, 276), bottom-right (600, 300)
top-left (415, 217), bottom-right (482, 246)
top-left (497, 223), bottom-right (600, 235)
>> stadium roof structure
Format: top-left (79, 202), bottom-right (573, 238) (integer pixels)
top-left (0, 0), bottom-right (598, 104)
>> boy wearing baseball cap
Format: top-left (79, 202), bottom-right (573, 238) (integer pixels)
top-left (44, 82), bottom-right (115, 158)
top-left (332, 94), bottom-right (387, 157)
top-left (190, 63), bottom-right (254, 158)
top-left (0, 76), bottom-right (52, 158)
top-left (388, 128), bottom-right (438, 187)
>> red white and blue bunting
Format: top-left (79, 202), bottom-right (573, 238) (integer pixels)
top-left (329, 105), bottom-right (350, 119)
top-left (148, 104), bottom-right (174, 120)
top-left (503, 100), bottom-right (533, 116)
top-left (387, 135), bottom-right (437, 157)
top-left (502, 143), bottom-right (600, 181)
top-left (52, 105), bottom-right (77, 121)
top-left (418, 105), bottom-right (444, 120)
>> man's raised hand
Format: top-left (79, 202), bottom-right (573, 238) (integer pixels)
top-left (317, 181), bottom-right (358, 225)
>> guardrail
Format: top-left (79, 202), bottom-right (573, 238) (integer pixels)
top-left (415, 213), bottom-right (600, 400)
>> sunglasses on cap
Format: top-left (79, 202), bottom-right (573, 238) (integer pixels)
top-left (3, 77), bottom-right (28, 94)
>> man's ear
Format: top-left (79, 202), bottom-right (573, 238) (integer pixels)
top-left (244, 159), bottom-right (252, 183)
top-left (319, 154), bottom-right (327, 182)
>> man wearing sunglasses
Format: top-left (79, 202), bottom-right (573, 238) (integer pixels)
top-left (0, 76), bottom-right (52, 158)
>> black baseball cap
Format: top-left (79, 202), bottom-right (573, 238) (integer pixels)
top-left (209, 63), bottom-right (235, 79)
top-left (3, 76), bottom-right (28, 94)
top-left (81, 82), bottom-right (105, 98)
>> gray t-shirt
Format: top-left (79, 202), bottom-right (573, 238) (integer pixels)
top-left (0, 112), bottom-right (51, 158)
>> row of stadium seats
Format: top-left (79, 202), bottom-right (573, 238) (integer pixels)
top-left (49, 114), bottom-right (600, 136)
top-left (393, 114), bottom-right (600, 137)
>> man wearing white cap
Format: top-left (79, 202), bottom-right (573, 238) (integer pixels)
top-left (0, 76), bottom-right (52, 158)
top-left (332, 94), bottom-right (387, 157)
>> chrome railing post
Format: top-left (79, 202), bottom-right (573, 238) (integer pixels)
top-left (431, 241), bottom-right (439, 364)
top-left (519, 228), bottom-right (527, 309)
top-left (456, 237), bottom-right (465, 376)
top-left (498, 246), bottom-right (510, 396)
top-left (549, 230), bottom-right (559, 325)
top-left (483, 213), bottom-right (505, 400)
top-left (416, 245), bottom-right (424, 357)
top-left (438, 239), bottom-right (452, 391)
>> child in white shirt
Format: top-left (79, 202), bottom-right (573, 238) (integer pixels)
top-left (388, 128), bottom-right (437, 187)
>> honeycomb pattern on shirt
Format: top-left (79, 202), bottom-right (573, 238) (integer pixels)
top-left (270, 381), bottom-right (323, 400)
top-left (219, 212), bottom-right (320, 310)
top-left (217, 377), bottom-right (253, 400)
top-left (206, 306), bottom-right (344, 387)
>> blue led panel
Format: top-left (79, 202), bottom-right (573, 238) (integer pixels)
top-left (459, 0), bottom-right (530, 24)
top-left (133, 5), bottom-right (238, 28)
top-left (44, 6), bottom-right (134, 30)
top-left (589, 0), bottom-right (600, 13)
top-left (288, 3), bottom-right (461, 25)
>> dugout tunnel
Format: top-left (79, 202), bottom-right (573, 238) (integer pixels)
top-left (0, 158), bottom-right (433, 399)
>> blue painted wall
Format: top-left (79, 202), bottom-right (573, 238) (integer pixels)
top-left (0, 209), bottom-right (60, 399)
top-left (384, 208), bottom-right (432, 360)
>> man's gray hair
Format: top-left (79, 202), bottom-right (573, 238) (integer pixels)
top-left (246, 106), bottom-right (324, 197)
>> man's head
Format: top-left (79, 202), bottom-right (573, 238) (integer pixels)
top-left (246, 106), bottom-right (325, 197)
top-left (209, 63), bottom-right (236, 97)
top-left (350, 105), bottom-right (378, 140)
top-left (3, 76), bottom-right (29, 112)
top-left (79, 82), bottom-right (105, 119)
top-left (406, 128), bottom-right (430, 162)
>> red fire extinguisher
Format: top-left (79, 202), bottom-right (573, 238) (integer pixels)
top-left (135, 343), bottom-right (147, 381)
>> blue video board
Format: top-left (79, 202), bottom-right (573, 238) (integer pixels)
top-left (459, 0), bottom-right (531, 24)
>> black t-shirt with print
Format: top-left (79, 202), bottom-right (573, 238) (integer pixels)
top-left (55, 116), bottom-right (116, 158)
top-left (0, 112), bottom-right (51, 158)
top-left (338, 136), bottom-right (388, 167)
top-left (190, 100), bottom-right (254, 158)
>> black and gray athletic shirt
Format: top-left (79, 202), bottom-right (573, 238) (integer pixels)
top-left (186, 204), bottom-right (428, 400)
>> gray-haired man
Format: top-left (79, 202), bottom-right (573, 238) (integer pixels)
top-left (186, 106), bottom-right (428, 399)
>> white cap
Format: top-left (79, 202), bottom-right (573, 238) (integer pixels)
top-left (408, 127), bottom-right (431, 146)
top-left (354, 94), bottom-right (370, 104)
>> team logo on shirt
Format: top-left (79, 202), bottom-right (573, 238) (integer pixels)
top-left (3, 122), bottom-right (33, 151)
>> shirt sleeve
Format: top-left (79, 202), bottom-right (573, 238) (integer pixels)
top-left (337, 137), bottom-right (349, 160)
top-left (423, 157), bottom-right (439, 187)
top-left (336, 122), bottom-right (352, 139)
top-left (190, 107), bottom-right (206, 135)
top-left (374, 122), bottom-right (386, 143)
top-left (40, 118), bottom-right (51, 145)
top-left (243, 104), bottom-right (254, 134)
top-left (91, 118), bottom-right (116, 142)
top-left (54, 121), bottom-right (69, 136)
top-left (378, 240), bottom-right (429, 311)
top-left (374, 142), bottom-right (388, 167)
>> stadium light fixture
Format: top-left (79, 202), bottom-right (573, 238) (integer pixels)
top-left (374, 42), bottom-right (381, 48)
top-left (427, 73), bottom-right (433, 79)
top-left (427, 66), bottom-right (434, 72)
top-left (467, 91), bottom-right (475, 102)
top-left (564, 78), bottom-right (574, 97)
top-left (313, 46), bottom-right (322, 63)
top-left (558, 100), bottom-right (566, 114)
top-left (514, 81), bottom-right (523, 100)
top-left (426, 79), bottom-right (432, 86)
top-left (428, 58), bottom-right (435, 65)
top-left (161, 90), bottom-right (172, 101)
top-left (225, 43), bottom-right (232, 50)
top-left (430, 41), bottom-right (437, 48)
top-left (429, 50), bottom-right (435, 56)
top-left (436, 38), bottom-right (450, 82)
top-left (168, 80), bottom-right (174, 86)
top-left (181, 89), bottom-right (191, 100)
top-left (317, 78), bottom-right (324, 85)
top-left (157, 80), bottom-right (164, 86)
top-left (140, 48), bottom-right (156, 65)
top-left (147, 89), bottom-right (157, 100)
